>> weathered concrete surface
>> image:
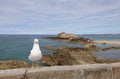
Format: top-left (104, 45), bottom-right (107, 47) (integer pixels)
top-left (0, 63), bottom-right (120, 79)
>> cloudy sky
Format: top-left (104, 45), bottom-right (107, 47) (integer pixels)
top-left (0, 0), bottom-right (120, 34)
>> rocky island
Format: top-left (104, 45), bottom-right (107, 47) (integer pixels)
top-left (45, 32), bottom-right (120, 45)
top-left (45, 32), bottom-right (93, 45)
top-left (41, 32), bottom-right (120, 66)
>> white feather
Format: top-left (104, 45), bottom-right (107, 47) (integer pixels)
top-left (28, 39), bottom-right (42, 61)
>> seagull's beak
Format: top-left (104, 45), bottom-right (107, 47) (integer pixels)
top-left (34, 39), bottom-right (39, 44)
top-left (35, 41), bottom-right (38, 44)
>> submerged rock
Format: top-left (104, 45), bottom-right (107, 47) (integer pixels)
top-left (102, 46), bottom-right (120, 51)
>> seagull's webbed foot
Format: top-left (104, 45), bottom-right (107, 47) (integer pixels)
top-left (31, 61), bottom-right (40, 69)
top-left (31, 61), bottom-right (36, 68)
top-left (35, 64), bottom-right (40, 69)
top-left (35, 61), bottom-right (40, 69)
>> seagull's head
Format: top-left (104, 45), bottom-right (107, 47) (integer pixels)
top-left (34, 39), bottom-right (39, 44)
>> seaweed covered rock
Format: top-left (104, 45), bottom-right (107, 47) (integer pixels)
top-left (41, 45), bottom-right (120, 66)
top-left (0, 60), bottom-right (28, 70)
top-left (102, 46), bottom-right (120, 51)
top-left (41, 46), bottom-right (97, 66)
top-left (43, 46), bottom-right (58, 51)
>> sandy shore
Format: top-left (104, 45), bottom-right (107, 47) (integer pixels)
top-left (94, 40), bottom-right (120, 45)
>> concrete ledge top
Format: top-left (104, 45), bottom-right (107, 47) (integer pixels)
top-left (0, 63), bottom-right (120, 76)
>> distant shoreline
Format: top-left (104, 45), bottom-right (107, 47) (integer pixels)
top-left (94, 40), bottom-right (120, 45)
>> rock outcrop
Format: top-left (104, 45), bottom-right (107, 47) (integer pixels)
top-left (41, 45), bottom-right (100, 66)
top-left (45, 32), bottom-right (93, 44)
top-left (0, 60), bottom-right (29, 70)
top-left (41, 45), bottom-right (120, 66)
top-left (57, 32), bottom-right (79, 38)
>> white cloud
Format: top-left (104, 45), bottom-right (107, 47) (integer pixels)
top-left (0, 0), bottom-right (120, 34)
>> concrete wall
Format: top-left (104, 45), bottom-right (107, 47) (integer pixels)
top-left (0, 63), bottom-right (120, 79)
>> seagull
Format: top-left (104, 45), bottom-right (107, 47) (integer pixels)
top-left (28, 39), bottom-right (42, 68)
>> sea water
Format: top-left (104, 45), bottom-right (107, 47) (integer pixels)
top-left (0, 35), bottom-right (83, 63)
top-left (81, 34), bottom-right (120, 60)
top-left (0, 34), bottom-right (120, 63)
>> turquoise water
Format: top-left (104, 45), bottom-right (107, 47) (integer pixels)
top-left (95, 50), bottom-right (120, 60)
top-left (81, 35), bottom-right (120, 60)
top-left (80, 34), bottom-right (120, 40)
top-left (0, 35), bottom-right (82, 63)
top-left (0, 34), bottom-right (120, 63)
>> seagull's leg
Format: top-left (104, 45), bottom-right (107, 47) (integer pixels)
top-left (35, 61), bottom-right (37, 68)
top-left (31, 61), bottom-right (33, 68)
top-left (32, 61), bottom-right (34, 68)
top-left (35, 61), bottom-right (40, 69)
